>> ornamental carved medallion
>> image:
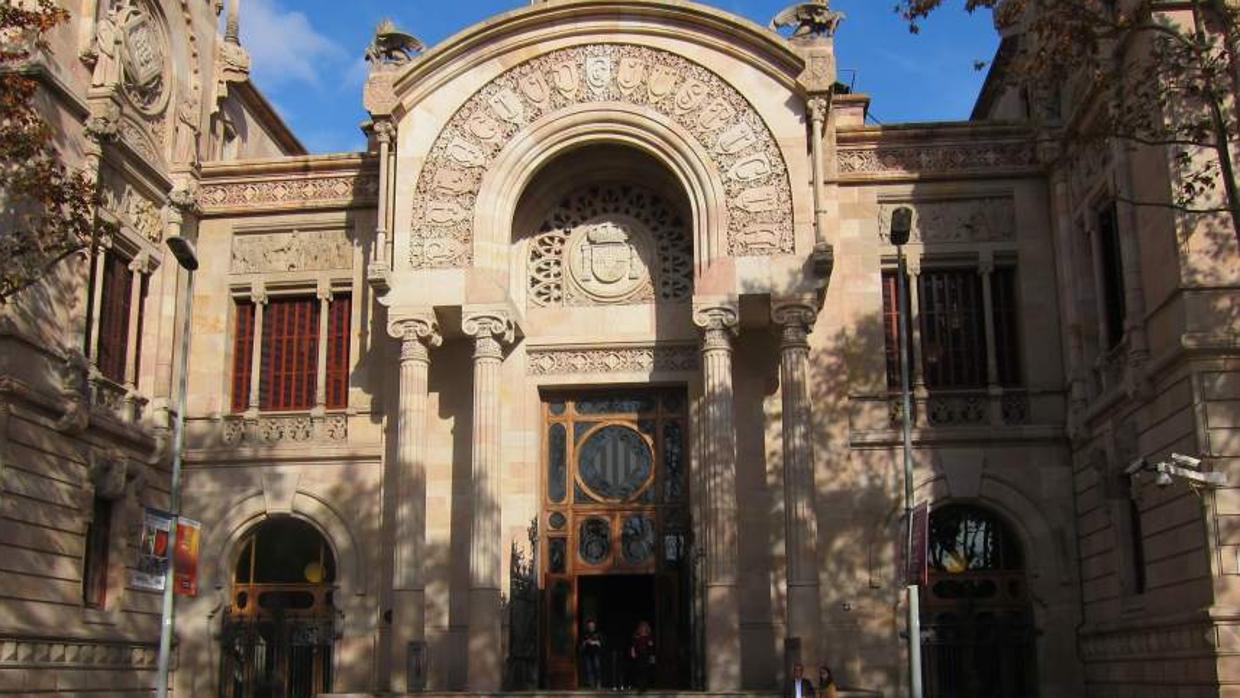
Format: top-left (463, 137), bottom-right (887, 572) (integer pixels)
top-left (528, 183), bottom-right (691, 307)
top-left (410, 44), bottom-right (795, 269)
top-left (117, 0), bottom-right (170, 115)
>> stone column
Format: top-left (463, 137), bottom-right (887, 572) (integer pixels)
top-left (246, 283), bottom-right (267, 415)
top-left (977, 253), bottom-right (1005, 426)
top-left (692, 300), bottom-right (742, 690)
top-left (772, 299), bottom-right (822, 665)
top-left (313, 282), bottom-right (332, 413)
top-left (386, 312), bottom-right (441, 692)
top-left (462, 309), bottom-right (515, 691)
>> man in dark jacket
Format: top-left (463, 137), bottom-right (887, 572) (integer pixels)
top-left (786, 663), bottom-right (815, 698)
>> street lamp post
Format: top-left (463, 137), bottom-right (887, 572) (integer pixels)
top-left (889, 206), bottom-right (924, 698)
top-left (155, 235), bottom-right (198, 698)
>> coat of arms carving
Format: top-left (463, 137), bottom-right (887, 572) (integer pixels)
top-left (116, 1), bottom-right (168, 113)
top-left (567, 218), bottom-right (653, 303)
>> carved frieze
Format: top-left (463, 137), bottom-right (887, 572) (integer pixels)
top-left (230, 229), bottom-right (353, 273)
top-left (0, 638), bottom-right (159, 669)
top-left (220, 413), bottom-right (348, 446)
top-left (877, 198), bottom-right (1016, 244)
top-left (200, 175), bottom-right (379, 212)
top-left (100, 171), bottom-right (163, 242)
top-left (527, 345), bottom-right (699, 376)
top-left (411, 43), bottom-right (795, 268)
top-left (838, 142), bottom-right (1036, 177)
top-left (528, 183), bottom-right (692, 307)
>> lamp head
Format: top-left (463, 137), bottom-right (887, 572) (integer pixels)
top-left (889, 206), bottom-right (913, 246)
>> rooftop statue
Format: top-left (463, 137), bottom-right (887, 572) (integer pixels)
top-left (365, 19), bottom-right (425, 67)
top-left (770, 0), bottom-right (844, 40)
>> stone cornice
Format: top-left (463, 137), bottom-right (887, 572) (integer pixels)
top-left (198, 154), bottom-right (379, 215)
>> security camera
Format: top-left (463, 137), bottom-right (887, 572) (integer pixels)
top-left (1124, 458), bottom-right (1148, 477)
top-left (1154, 471), bottom-right (1175, 487)
top-left (1171, 453), bottom-right (1202, 469)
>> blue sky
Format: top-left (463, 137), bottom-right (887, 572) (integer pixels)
top-left (239, 0), bottom-right (999, 154)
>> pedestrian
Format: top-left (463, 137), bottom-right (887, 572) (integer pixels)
top-left (817, 665), bottom-right (838, 698)
top-left (629, 620), bottom-right (655, 692)
top-left (786, 662), bottom-right (815, 698)
top-left (580, 618), bottom-right (605, 689)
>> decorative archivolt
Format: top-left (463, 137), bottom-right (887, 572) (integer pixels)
top-left (528, 183), bottom-right (692, 308)
top-left (409, 43), bottom-right (796, 270)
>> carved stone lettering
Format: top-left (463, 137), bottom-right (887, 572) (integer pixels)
top-left (231, 229), bottom-right (353, 273)
top-left (409, 44), bottom-right (795, 268)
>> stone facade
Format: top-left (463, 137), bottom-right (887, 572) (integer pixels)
top-left (1, 1), bottom-right (1237, 697)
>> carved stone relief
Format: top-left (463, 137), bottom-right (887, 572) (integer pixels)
top-left (200, 174), bottom-right (380, 211)
top-left (877, 198), bottom-right (1016, 243)
top-left (526, 345), bottom-right (699, 376)
top-left (528, 183), bottom-right (692, 307)
top-left (410, 43), bottom-right (795, 269)
top-left (838, 142), bottom-right (1035, 176)
top-left (100, 170), bottom-right (163, 242)
top-left (117, 0), bottom-right (170, 116)
top-left (231, 229), bottom-right (353, 273)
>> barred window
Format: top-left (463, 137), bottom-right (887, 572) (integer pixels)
top-left (96, 253), bottom-right (136, 384)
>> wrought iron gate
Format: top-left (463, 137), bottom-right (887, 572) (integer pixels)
top-left (219, 586), bottom-right (335, 698)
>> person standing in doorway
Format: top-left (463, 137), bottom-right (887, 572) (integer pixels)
top-left (580, 618), bottom-right (605, 689)
top-left (629, 620), bottom-right (655, 692)
top-left (817, 665), bottom-right (838, 698)
top-left (786, 663), bottom-right (815, 698)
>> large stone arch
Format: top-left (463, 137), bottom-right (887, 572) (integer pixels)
top-left (407, 42), bottom-right (795, 272)
top-left (199, 488), bottom-right (366, 599)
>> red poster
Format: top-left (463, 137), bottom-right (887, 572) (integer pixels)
top-left (906, 501), bottom-right (930, 587)
top-left (174, 517), bottom-right (201, 597)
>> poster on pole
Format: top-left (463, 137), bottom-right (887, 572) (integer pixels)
top-left (133, 508), bottom-right (173, 592)
top-left (906, 501), bottom-right (930, 587)
top-left (174, 517), bottom-right (201, 597)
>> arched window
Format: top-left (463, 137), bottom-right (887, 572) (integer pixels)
top-left (922, 504), bottom-right (1035, 698)
top-left (221, 517), bottom-right (336, 698)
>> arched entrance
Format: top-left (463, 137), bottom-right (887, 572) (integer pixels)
top-left (921, 504), bottom-right (1036, 698)
top-left (219, 517), bottom-right (336, 698)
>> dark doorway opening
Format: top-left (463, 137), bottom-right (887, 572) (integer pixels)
top-left (579, 574), bottom-right (655, 689)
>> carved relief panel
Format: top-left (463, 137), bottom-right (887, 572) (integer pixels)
top-left (230, 229), bottom-right (354, 274)
top-left (528, 183), bottom-right (692, 307)
top-left (877, 198), bottom-right (1017, 244)
top-left (409, 43), bottom-right (796, 269)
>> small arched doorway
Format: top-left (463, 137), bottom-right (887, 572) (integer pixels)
top-left (219, 517), bottom-right (336, 698)
top-left (921, 504), bottom-right (1036, 698)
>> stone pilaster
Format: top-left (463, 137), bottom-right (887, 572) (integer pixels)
top-left (772, 298), bottom-right (822, 665)
top-left (692, 299), bottom-right (742, 690)
top-left (386, 312), bottom-right (441, 693)
top-left (462, 309), bottom-right (515, 691)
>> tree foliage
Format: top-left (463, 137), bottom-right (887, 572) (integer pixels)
top-left (896, 0), bottom-right (1240, 244)
top-left (0, 0), bottom-right (99, 303)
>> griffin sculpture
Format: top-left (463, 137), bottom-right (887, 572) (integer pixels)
top-left (365, 19), bottom-right (425, 66)
top-left (770, 0), bottom-right (844, 40)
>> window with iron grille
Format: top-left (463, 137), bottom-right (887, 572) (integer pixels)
top-left (82, 496), bottom-right (113, 609)
top-left (233, 294), bottom-right (352, 413)
top-left (96, 252), bottom-right (135, 384)
top-left (882, 267), bottom-right (1022, 390)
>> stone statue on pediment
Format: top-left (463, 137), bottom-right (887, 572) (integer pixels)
top-left (770, 0), bottom-right (844, 40)
top-left (365, 19), bottom-right (424, 68)
top-left (90, 6), bottom-right (122, 89)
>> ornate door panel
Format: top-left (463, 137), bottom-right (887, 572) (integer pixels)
top-left (542, 390), bottom-right (691, 689)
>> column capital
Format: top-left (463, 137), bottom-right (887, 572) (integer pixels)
top-left (316, 279), bottom-right (334, 302)
top-left (692, 299), bottom-right (739, 333)
top-left (977, 249), bottom-right (995, 276)
top-left (250, 281), bottom-right (268, 305)
top-left (461, 309), bottom-right (516, 345)
top-left (771, 297), bottom-right (819, 331)
top-left (373, 119), bottom-right (397, 144)
top-left (388, 313), bottom-right (442, 358)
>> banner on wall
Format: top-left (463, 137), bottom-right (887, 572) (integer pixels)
top-left (174, 517), bottom-right (202, 597)
top-left (132, 508), bottom-right (173, 592)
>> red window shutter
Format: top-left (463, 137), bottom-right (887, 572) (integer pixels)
top-left (325, 294), bottom-right (351, 409)
top-left (82, 497), bottom-right (113, 609)
top-left (881, 271), bottom-right (903, 390)
top-left (260, 297), bottom-right (319, 411)
top-left (991, 268), bottom-right (1022, 387)
top-left (918, 270), bottom-right (987, 389)
top-left (96, 253), bottom-right (134, 384)
top-left (231, 301), bottom-right (255, 413)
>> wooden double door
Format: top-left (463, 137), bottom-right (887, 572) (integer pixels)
top-left (541, 389), bottom-right (691, 689)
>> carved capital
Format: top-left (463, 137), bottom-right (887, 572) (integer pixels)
top-left (373, 119), bottom-right (396, 144)
top-left (387, 314), bottom-right (442, 363)
top-left (462, 310), bottom-right (516, 346)
top-left (168, 185), bottom-right (200, 214)
top-left (772, 298), bottom-right (819, 335)
top-left (250, 281), bottom-right (268, 305)
top-left (84, 105), bottom-right (121, 143)
top-left (807, 96), bottom-right (829, 125)
top-left (691, 300), bottom-right (740, 333)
